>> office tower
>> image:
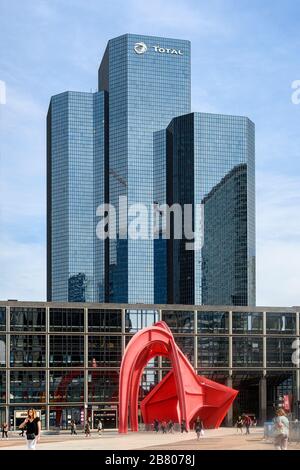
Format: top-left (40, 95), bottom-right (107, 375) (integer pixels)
top-left (47, 91), bottom-right (106, 302)
top-left (163, 112), bottom-right (255, 306)
top-left (99, 34), bottom-right (191, 303)
top-left (48, 34), bottom-right (191, 303)
top-left (47, 35), bottom-right (255, 307)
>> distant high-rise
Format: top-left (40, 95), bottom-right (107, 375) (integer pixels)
top-left (47, 35), bottom-right (255, 306)
top-left (98, 34), bottom-right (191, 303)
top-left (159, 112), bottom-right (255, 306)
top-left (48, 34), bottom-right (191, 303)
top-left (47, 91), bottom-right (106, 302)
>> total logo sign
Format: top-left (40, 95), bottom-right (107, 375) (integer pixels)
top-left (134, 42), bottom-right (184, 56)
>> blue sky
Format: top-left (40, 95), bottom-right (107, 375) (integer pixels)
top-left (0, 0), bottom-right (300, 305)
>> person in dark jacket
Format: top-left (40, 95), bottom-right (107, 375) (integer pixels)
top-left (194, 417), bottom-right (204, 439)
top-left (181, 419), bottom-right (188, 433)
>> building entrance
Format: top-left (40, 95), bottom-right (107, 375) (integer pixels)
top-left (92, 408), bottom-right (117, 429)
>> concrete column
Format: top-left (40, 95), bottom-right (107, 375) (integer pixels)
top-left (296, 311), bottom-right (299, 337)
top-left (121, 308), bottom-right (126, 354)
top-left (45, 307), bottom-right (50, 430)
top-left (259, 376), bottom-right (267, 424)
top-left (6, 306), bottom-right (10, 426)
top-left (84, 307), bottom-right (88, 424)
top-left (263, 311), bottom-right (267, 370)
top-left (296, 312), bottom-right (300, 419)
top-left (229, 311), bottom-right (233, 370)
top-left (194, 310), bottom-right (198, 369)
top-left (225, 376), bottom-right (233, 427)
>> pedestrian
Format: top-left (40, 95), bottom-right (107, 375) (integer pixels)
top-left (167, 420), bottom-right (174, 433)
top-left (70, 419), bottom-right (77, 435)
top-left (181, 419), bottom-right (188, 433)
top-left (19, 409), bottom-right (41, 450)
top-left (194, 417), bottom-right (204, 439)
top-left (1, 422), bottom-right (8, 439)
top-left (243, 415), bottom-right (252, 434)
top-left (236, 416), bottom-right (244, 434)
top-left (161, 420), bottom-right (167, 434)
top-left (153, 419), bottom-right (159, 433)
top-left (252, 416), bottom-right (257, 427)
top-left (273, 408), bottom-right (289, 450)
top-left (19, 426), bottom-right (26, 437)
top-left (97, 419), bottom-right (103, 436)
top-left (85, 419), bottom-right (91, 437)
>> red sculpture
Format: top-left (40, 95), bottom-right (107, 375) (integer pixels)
top-left (119, 321), bottom-right (237, 433)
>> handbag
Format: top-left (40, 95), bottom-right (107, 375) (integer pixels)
top-left (26, 433), bottom-right (36, 440)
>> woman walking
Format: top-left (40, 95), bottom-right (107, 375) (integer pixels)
top-left (19, 409), bottom-right (41, 450)
top-left (273, 408), bottom-right (289, 450)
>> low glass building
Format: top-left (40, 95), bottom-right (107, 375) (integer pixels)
top-left (0, 301), bottom-right (299, 430)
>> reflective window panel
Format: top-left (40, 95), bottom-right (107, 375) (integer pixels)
top-left (0, 307), bottom-right (6, 331)
top-left (49, 336), bottom-right (84, 367)
top-left (232, 337), bottom-right (263, 367)
top-left (266, 313), bottom-right (296, 335)
top-left (267, 337), bottom-right (295, 366)
top-left (49, 370), bottom-right (84, 402)
top-left (10, 371), bottom-right (46, 403)
top-left (198, 311), bottom-right (229, 334)
top-left (88, 370), bottom-right (119, 402)
top-left (50, 308), bottom-right (84, 332)
top-left (0, 336), bottom-right (5, 367)
top-left (10, 307), bottom-right (46, 332)
top-left (125, 310), bottom-right (159, 333)
top-left (162, 310), bottom-right (194, 333)
top-left (10, 335), bottom-right (46, 367)
top-left (232, 312), bottom-right (263, 334)
top-left (197, 336), bottom-right (229, 367)
top-left (88, 336), bottom-right (122, 367)
top-left (0, 371), bottom-right (5, 403)
top-left (88, 309), bottom-right (122, 332)
top-left (174, 336), bottom-right (195, 366)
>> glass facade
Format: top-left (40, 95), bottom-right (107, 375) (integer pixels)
top-left (10, 307), bottom-right (46, 331)
top-left (99, 34), bottom-right (191, 303)
top-left (47, 34), bottom-right (256, 308)
top-left (47, 91), bottom-right (106, 302)
top-left (1, 302), bottom-right (299, 429)
top-left (162, 112), bottom-right (255, 306)
top-left (153, 129), bottom-right (168, 304)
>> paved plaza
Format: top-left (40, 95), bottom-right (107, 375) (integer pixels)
top-left (0, 427), bottom-right (299, 450)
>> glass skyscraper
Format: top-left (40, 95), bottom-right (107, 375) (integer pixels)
top-left (47, 35), bottom-right (255, 307)
top-left (98, 34), bottom-right (191, 303)
top-left (47, 91), bottom-right (106, 302)
top-left (161, 112), bottom-right (255, 306)
top-left (48, 34), bottom-right (191, 303)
